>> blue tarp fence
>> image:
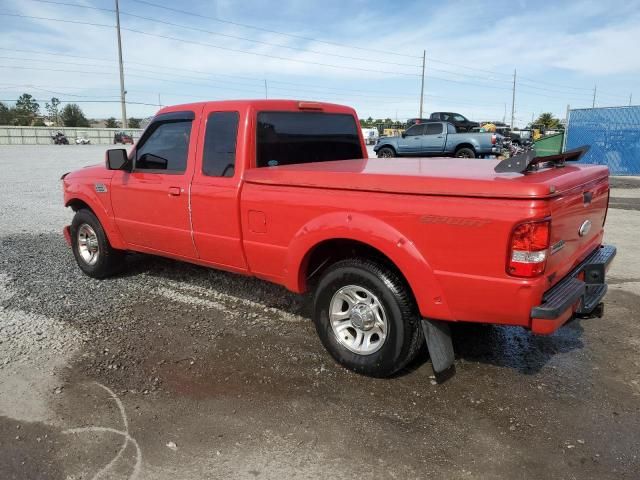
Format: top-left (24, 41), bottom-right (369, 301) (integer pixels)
top-left (565, 106), bottom-right (640, 175)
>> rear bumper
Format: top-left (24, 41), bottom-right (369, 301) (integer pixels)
top-left (530, 244), bottom-right (616, 334)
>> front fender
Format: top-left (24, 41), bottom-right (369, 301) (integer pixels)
top-left (63, 183), bottom-right (127, 250)
top-left (285, 212), bottom-right (453, 320)
top-left (374, 139), bottom-right (398, 152)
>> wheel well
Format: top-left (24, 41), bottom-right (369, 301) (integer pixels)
top-left (301, 238), bottom-right (414, 296)
top-left (454, 143), bottom-right (475, 153)
top-left (379, 144), bottom-right (396, 153)
top-left (66, 199), bottom-right (92, 212)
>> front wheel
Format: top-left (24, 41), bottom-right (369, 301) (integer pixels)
top-left (71, 209), bottom-right (125, 279)
top-left (312, 258), bottom-right (423, 377)
top-left (377, 146), bottom-right (396, 158)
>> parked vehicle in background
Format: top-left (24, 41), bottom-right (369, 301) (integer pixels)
top-left (382, 127), bottom-right (404, 137)
top-left (75, 136), bottom-right (91, 145)
top-left (114, 132), bottom-right (133, 144)
top-left (61, 99), bottom-right (614, 381)
top-left (374, 121), bottom-right (502, 158)
top-left (361, 127), bottom-right (379, 145)
top-left (406, 118), bottom-right (429, 126)
top-left (429, 112), bottom-right (479, 132)
top-left (51, 131), bottom-right (69, 145)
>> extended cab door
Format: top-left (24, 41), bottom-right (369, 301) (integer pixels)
top-left (189, 106), bottom-right (248, 271)
top-left (110, 110), bottom-right (199, 258)
top-left (421, 122), bottom-right (446, 153)
top-left (397, 123), bottom-right (425, 154)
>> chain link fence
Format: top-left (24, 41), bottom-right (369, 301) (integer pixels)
top-left (565, 106), bottom-right (640, 175)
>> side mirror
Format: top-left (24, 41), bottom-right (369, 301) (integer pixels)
top-left (106, 149), bottom-right (129, 170)
top-left (401, 132), bottom-right (407, 138)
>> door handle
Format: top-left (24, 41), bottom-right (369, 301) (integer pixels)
top-left (436, 135), bottom-right (444, 138)
top-left (168, 187), bottom-right (181, 196)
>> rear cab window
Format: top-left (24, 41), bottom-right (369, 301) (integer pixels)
top-left (256, 111), bottom-right (363, 167)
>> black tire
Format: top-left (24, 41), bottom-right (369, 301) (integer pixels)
top-left (70, 209), bottom-right (125, 279)
top-left (455, 147), bottom-right (475, 158)
top-left (312, 258), bottom-right (423, 378)
top-left (377, 146), bottom-right (396, 158)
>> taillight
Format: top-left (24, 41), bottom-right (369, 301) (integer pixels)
top-left (491, 134), bottom-right (497, 145)
top-left (507, 219), bottom-right (551, 277)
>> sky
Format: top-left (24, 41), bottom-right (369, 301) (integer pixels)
top-left (0, 0), bottom-right (638, 126)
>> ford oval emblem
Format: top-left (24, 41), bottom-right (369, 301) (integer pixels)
top-left (578, 220), bottom-right (592, 237)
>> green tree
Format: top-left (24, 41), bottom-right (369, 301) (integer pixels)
top-left (61, 104), bottom-right (90, 127)
top-left (33, 118), bottom-right (46, 126)
top-left (45, 97), bottom-right (61, 126)
top-left (532, 112), bottom-right (561, 129)
top-left (105, 117), bottom-right (119, 128)
top-left (0, 102), bottom-right (12, 125)
top-left (128, 117), bottom-right (142, 128)
top-left (14, 93), bottom-right (40, 126)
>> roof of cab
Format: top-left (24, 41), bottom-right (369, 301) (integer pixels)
top-left (156, 99), bottom-right (357, 116)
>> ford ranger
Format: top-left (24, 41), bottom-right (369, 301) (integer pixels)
top-left (61, 100), bottom-right (615, 381)
top-left (374, 121), bottom-right (502, 159)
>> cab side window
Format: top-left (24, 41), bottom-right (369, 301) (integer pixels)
top-left (202, 111), bottom-right (239, 177)
top-left (425, 123), bottom-right (443, 135)
top-left (404, 124), bottom-right (425, 136)
top-left (135, 120), bottom-right (192, 173)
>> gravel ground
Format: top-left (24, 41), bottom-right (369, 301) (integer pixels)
top-left (0, 145), bottom-right (639, 480)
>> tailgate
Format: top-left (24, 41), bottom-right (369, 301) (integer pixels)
top-left (545, 174), bottom-right (610, 282)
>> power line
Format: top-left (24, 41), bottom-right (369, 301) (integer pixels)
top-left (0, 98), bottom-right (160, 106)
top-left (4, 12), bottom-right (629, 101)
top-left (0, 13), bottom-right (422, 77)
top-left (0, 46), bottom-right (509, 106)
top-left (127, 0), bottom-right (422, 59)
top-left (29, 0), bottom-right (114, 13)
top-left (118, 11), bottom-right (420, 68)
top-left (26, 1), bottom-right (421, 68)
top-left (120, 27), bottom-right (422, 77)
top-left (13, 3), bottom-right (631, 101)
top-left (0, 12), bottom-right (114, 28)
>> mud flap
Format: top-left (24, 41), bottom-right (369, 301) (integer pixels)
top-left (421, 319), bottom-right (456, 383)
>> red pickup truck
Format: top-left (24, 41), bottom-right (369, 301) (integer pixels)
top-left (62, 100), bottom-right (615, 380)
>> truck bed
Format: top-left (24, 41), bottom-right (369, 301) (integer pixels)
top-left (244, 157), bottom-right (609, 199)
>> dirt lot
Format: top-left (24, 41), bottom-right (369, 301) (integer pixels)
top-left (1, 145), bottom-right (639, 480)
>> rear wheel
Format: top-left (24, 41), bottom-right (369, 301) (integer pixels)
top-left (377, 146), bottom-right (396, 158)
top-left (312, 258), bottom-right (423, 377)
top-left (71, 209), bottom-right (125, 279)
top-left (455, 147), bottom-right (475, 158)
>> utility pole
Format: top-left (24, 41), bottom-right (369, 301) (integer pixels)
top-left (592, 85), bottom-right (596, 108)
top-left (115, 0), bottom-right (127, 128)
top-left (158, 93), bottom-right (162, 107)
top-left (264, 79), bottom-right (268, 99)
top-left (510, 69), bottom-right (516, 128)
top-left (630, 93), bottom-right (633, 106)
top-left (418, 49), bottom-right (425, 118)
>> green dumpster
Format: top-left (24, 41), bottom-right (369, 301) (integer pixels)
top-left (533, 132), bottom-right (564, 157)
